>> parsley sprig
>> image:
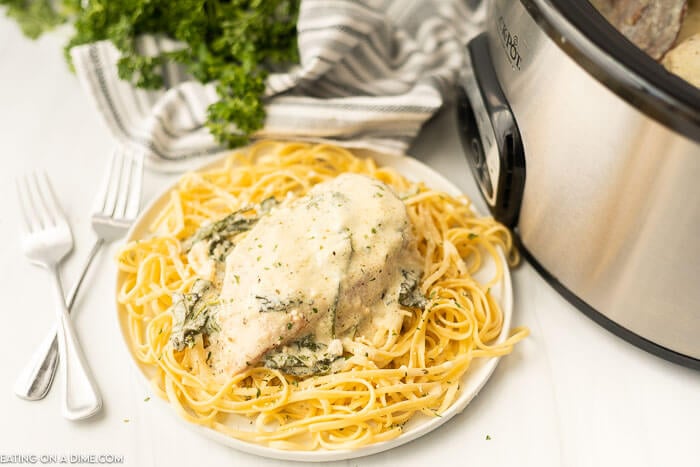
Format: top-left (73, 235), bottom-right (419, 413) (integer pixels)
top-left (1, 0), bottom-right (300, 147)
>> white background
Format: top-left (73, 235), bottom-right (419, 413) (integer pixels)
top-left (1, 17), bottom-right (699, 467)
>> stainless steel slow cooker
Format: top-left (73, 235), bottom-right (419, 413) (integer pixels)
top-left (457, 0), bottom-right (700, 368)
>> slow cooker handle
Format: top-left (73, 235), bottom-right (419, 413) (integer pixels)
top-left (457, 33), bottom-right (526, 228)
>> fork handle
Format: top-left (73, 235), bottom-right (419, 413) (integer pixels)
top-left (49, 263), bottom-right (103, 420)
top-left (14, 238), bottom-right (104, 401)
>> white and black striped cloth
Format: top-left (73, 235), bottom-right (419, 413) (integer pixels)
top-left (71, 0), bottom-right (480, 171)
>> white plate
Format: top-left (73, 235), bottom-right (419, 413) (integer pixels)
top-left (115, 148), bottom-right (513, 463)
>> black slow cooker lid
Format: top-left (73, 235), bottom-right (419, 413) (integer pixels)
top-left (521, 0), bottom-right (700, 143)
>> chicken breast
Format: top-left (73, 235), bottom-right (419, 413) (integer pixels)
top-left (207, 173), bottom-right (423, 377)
top-left (663, 33), bottom-right (700, 86)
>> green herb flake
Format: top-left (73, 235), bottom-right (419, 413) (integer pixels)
top-left (486, 434), bottom-right (492, 440)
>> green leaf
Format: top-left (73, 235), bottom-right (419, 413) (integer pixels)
top-left (2, 0), bottom-right (68, 39)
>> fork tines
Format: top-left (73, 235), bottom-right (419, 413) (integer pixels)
top-left (94, 149), bottom-right (143, 221)
top-left (16, 172), bottom-right (69, 234)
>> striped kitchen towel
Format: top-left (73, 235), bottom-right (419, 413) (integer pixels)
top-left (70, 0), bottom-right (482, 172)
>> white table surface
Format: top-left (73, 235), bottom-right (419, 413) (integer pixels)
top-left (1, 17), bottom-right (699, 467)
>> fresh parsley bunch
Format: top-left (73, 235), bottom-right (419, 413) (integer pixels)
top-left (1, 0), bottom-right (301, 147)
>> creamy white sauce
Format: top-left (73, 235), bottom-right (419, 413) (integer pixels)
top-left (204, 173), bottom-right (422, 377)
top-left (188, 241), bottom-right (217, 281)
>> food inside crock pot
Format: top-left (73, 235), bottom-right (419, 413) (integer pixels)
top-left (591, 0), bottom-right (700, 87)
top-left (663, 34), bottom-right (700, 86)
top-left (664, 0), bottom-right (700, 87)
top-left (590, 0), bottom-right (687, 60)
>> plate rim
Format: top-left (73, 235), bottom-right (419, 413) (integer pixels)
top-left (114, 146), bottom-right (513, 462)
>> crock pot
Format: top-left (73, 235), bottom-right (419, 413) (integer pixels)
top-left (457, 0), bottom-right (700, 369)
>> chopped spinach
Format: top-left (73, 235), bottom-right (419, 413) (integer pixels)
top-left (296, 334), bottom-right (321, 352)
top-left (398, 269), bottom-right (427, 309)
top-left (255, 295), bottom-right (302, 313)
top-left (189, 211), bottom-right (257, 247)
top-left (186, 198), bottom-right (278, 261)
top-left (169, 279), bottom-right (220, 351)
top-left (262, 335), bottom-right (343, 376)
top-left (330, 300), bottom-right (338, 339)
top-left (263, 353), bottom-right (343, 377)
top-left (258, 197), bottom-right (278, 214)
top-left (208, 237), bottom-right (234, 262)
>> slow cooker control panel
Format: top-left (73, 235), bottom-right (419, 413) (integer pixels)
top-left (457, 33), bottom-right (526, 228)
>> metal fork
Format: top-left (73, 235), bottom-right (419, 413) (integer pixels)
top-left (14, 150), bottom-right (143, 403)
top-left (16, 172), bottom-right (102, 420)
